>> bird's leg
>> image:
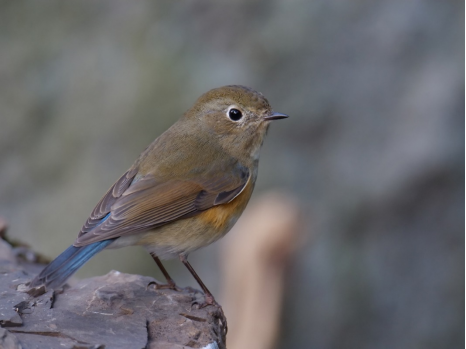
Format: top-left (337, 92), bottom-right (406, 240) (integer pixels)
top-left (180, 254), bottom-right (228, 333)
top-left (179, 254), bottom-right (216, 306)
top-left (148, 253), bottom-right (180, 291)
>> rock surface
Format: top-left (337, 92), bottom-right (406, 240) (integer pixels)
top-left (0, 239), bottom-right (225, 349)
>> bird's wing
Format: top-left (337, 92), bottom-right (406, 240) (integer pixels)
top-left (74, 163), bottom-right (249, 246)
top-left (78, 167), bottom-right (139, 234)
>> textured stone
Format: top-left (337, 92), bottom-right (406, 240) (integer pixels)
top-left (0, 328), bottom-right (22, 349)
top-left (0, 240), bottom-right (225, 349)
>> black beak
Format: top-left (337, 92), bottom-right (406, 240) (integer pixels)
top-left (264, 112), bottom-right (289, 121)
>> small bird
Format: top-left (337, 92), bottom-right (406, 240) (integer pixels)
top-left (30, 85), bottom-right (288, 308)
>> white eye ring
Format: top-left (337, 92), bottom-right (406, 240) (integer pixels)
top-left (227, 106), bottom-right (243, 121)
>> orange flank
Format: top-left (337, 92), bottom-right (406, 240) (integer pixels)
top-left (198, 178), bottom-right (254, 231)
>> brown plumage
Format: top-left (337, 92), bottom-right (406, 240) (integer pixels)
top-left (30, 85), bottom-right (288, 316)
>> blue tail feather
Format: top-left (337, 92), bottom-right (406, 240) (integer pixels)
top-left (30, 239), bottom-right (115, 290)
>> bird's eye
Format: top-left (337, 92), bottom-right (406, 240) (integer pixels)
top-left (228, 108), bottom-right (243, 121)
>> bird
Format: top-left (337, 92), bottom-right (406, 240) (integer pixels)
top-left (30, 85), bottom-right (288, 309)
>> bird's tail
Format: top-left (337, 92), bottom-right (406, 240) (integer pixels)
top-left (30, 239), bottom-right (114, 290)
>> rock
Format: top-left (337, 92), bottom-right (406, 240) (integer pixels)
top-left (0, 239), bottom-right (225, 349)
top-left (0, 328), bottom-right (22, 349)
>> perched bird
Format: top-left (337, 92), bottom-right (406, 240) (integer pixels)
top-left (30, 85), bottom-right (288, 308)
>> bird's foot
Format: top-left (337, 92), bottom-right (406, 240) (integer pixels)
top-left (146, 280), bottom-right (182, 292)
top-left (194, 292), bottom-right (216, 309)
top-left (192, 293), bottom-right (228, 334)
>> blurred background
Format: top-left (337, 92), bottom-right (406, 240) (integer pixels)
top-left (0, 1), bottom-right (463, 348)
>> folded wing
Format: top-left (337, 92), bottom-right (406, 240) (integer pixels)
top-left (74, 164), bottom-right (249, 246)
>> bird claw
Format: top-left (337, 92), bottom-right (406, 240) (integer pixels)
top-left (146, 281), bottom-right (181, 292)
top-left (198, 293), bottom-right (216, 308)
top-left (190, 292), bottom-right (213, 309)
top-left (190, 294), bottom-right (228, 334)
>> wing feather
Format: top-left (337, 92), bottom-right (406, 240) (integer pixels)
top-left (79, 168), bottom-right (138, 236)
top-left (74, 164), bottom-right (249, 246)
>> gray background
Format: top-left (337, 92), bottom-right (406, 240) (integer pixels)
top-left (0, 1), bottom-right (463, 348)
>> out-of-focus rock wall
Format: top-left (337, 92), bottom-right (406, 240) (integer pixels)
top-left (0, 1), bottom-right (463, 348)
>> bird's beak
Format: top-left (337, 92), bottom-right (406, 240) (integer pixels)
top-left (264, 112), bottom-right (289, 121)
